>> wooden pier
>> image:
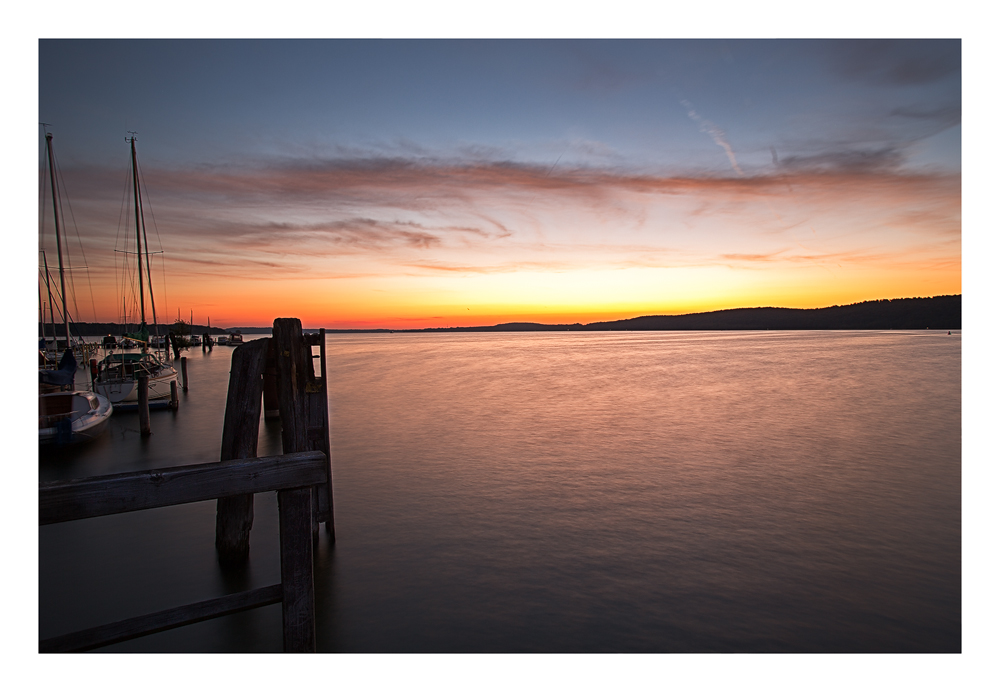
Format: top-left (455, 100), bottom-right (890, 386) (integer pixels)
top-left (39, 318), bottom-right (333, 652)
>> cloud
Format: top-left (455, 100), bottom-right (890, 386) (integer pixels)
top-left (776, 147), bottom-right (907, 173)
top-left (827, 39), bottom-right (961, 86)
top-left (681, 100), bottom-right (745, 176)
top-left (890, 104), bottom-right (961, 124)
top-left (49, 153), bottom-right (960, 289)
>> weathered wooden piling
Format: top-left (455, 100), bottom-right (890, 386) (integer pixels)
top-left (214, 319), bottom-right (334, 562)
top-left (180, 356), bottom-right (189, 392)
top-left (170, 380), bottom-right (179, 410)
top-left (279, 487), bottom-right (316, 651)
top-left (273, 319), bottom-right (335, 539)
top-left (138, 375), bottom-right (151, 436)
top-left (215, 338), bottom-right (269, 566)
top-left (263, 340), bottom-right (279, 419)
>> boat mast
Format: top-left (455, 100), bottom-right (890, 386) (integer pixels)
top-left (42, 251), bottom-right (57, 349)
top-left (45, 133), bottom-right (72, 351)
top-left (129, 135), bottom-right (147, 350)
top-left (139, 176), bottom-right (160, 341)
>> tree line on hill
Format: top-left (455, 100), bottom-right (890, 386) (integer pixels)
top-left (416, 295), bottom-right (961, 332)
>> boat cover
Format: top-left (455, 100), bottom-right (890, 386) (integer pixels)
top-left (39, 349), bottom-right (77, 386)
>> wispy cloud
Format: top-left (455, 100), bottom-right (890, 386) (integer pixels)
top-left (681, 99), bottom-right (745, 176)
top-left (53, 153), bottom-right (961, 286)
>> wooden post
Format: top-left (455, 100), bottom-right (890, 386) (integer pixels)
top-left (138, 375), bottom-right (151, 436)
top-left (311, 329), bottom-right (335, 538)
top-left (170, 380), bottom-right (179, 410)
top-left (273, 319), bottom-right (309, 452)
top-left (274, 319), bottom-right (319, 543)
top-left (263, 339), bottom-right (279, 419)
top-left (278, 486), bottom-right (316, 652)
top-left (180, 356), bottom-right (189, 392)
top-left (215, 338), bottom-right (269, 567)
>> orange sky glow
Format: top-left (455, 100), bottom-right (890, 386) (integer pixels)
top-left (37, 40), bottom-right (961, 330)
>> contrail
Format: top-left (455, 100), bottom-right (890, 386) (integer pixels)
top-left (681, 99), bottom-right (744, 176)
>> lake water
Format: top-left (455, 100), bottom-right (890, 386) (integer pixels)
top-left (38, 330), bottom-right (961, 652)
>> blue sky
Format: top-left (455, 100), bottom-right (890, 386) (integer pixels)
top-left (39, 39), bottom-right (960, 175)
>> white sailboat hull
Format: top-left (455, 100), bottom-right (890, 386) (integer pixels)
top-left (39, 391), bottom-right (113, 445)
top-left (94, 366), bottom-right (178, 403)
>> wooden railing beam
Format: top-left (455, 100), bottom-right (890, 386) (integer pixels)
top-left (40, 584), bottom-right (283, 653)
top-left (39, 451), bottom-right (327, 525)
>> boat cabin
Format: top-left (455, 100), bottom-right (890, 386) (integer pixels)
top-left (96, 352), bottom-right (167, 383)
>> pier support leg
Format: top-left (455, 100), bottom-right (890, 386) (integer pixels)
top-left (263, 340), bottom-right (279, 420)
top-left (274, 319), bottom-right (335, 540)
top-left (215, 338), bottom-right (269, 567)
top-left (278, 486), bottom-right (316, 652)
top-left (138, 375), bottom-right (151, 437)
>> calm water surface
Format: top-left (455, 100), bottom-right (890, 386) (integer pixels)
top-left (38, 331), bottom-right (961, 652)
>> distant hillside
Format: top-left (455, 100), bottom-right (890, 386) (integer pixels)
top-left (51, 295), bottom-right (961, 337)
top-left (418, 295), bottom-right (961, 332)
top-left (582, 295), bottom-right (961, 331)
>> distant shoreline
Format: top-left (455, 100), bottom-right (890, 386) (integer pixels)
top-left (49, 295), bottom-right (960, 336)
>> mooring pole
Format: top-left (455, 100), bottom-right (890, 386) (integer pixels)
top-left (138, 375), bottom-right (151, 436)
top-left (170, 380), bottom-right (179, 410)
top-left (180, 356), bottom-right (188, 392)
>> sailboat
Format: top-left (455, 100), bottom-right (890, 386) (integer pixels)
top-left (39, 131), bottom-right (113, 445)
top-left (93, 135), bottom-right (179, 404)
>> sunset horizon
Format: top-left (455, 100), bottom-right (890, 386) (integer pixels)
top-left (37, 40), bottom-right (960, 332)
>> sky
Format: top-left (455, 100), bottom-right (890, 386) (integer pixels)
top-left (36, 38), bottom-right (961, 329)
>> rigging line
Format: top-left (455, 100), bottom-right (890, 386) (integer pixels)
top-left (50, 144), bottom-right (94, 323)
top-left (41, 252), bottom-right (56, 343)
top-left (136, 155), bottom-right (160, 336)
top-left (39, 139), bottom-right (49, 249)
top-left (39, 265), bottom-right (84, 339)
top-left (115, 154), bottom-right (132, 326)
top-left (136, 155), bottom-right (169, 326)
top-left (58, 161), bottom-right (99, 322)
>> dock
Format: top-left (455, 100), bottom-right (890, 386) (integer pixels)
top-left (39, 318), bottom-right (333, 652)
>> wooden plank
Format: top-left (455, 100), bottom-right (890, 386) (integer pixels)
top-left (39, 584), bottom-right (283, 653)
top-left (216, 337), bottom-right (270, 565)
top-left (278, 487), bottom-right (315, 652)
top-left (40, 450), bottom-right (328, 525)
